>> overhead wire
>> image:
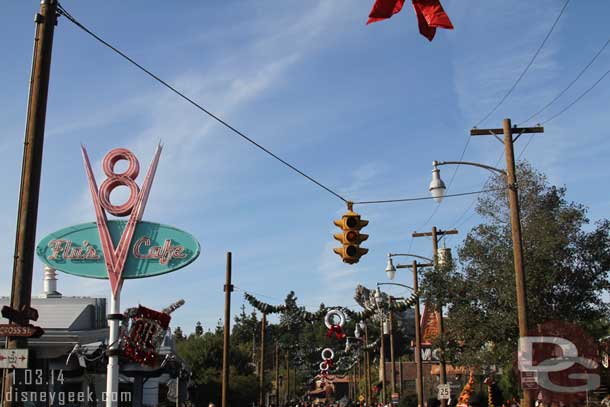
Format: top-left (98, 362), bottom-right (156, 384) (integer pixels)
top-left (473, 0), bottom-right (571, 128)
top-left (56, 3), bottom-right (506, 211)
top-left (414, 0), bottom-right (570, 232)
top-left (518, 37), bottom-right (610, 126)
top-left (541, 63), bottom-right (610, 125)
top-left (56, 3), bottom-right (349, 204)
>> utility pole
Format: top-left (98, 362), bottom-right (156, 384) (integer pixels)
top-left (380, 318), bottom-right (386, 405)
top-left (395, 260), bottom-right (428, 407)
top-left (285, 352), bottom-right (290, 404)
top-left (259, 313), bottom-right (266, 407)
top-left (364, 323), bottom-right (371, 405)
top-left (389, 299), bottom-right (397, 397)
top-left (222, 252), bottom-right (233, 407)
top-left (275, 343), bottom-right (279, 407)
top-left (3, 1), bottom-right (57, 406)
top-left (470, 119), bottom-right (544, 407)
top-left (412, 226), bottom-right (458, 407)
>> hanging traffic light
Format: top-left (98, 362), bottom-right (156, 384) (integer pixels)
top-left (333, 203), bottom-right (368, 264)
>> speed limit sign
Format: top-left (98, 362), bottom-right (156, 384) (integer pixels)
top-left (438, 384), bottom-right (451, 400)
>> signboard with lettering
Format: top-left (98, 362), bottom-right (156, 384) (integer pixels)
top-left (438, 384), bottom-right (451, 400)
top-left (0, 325), bottom-right (44, 338)
top-left (36, 220), bottom-right (200, 279)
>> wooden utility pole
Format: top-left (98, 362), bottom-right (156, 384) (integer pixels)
top-left (364, 324), bottom-right (371, 405)
top-left (389, 299), bottom-right (397, 397)
top-left (275, 343), bottom-right (280, 407)
top-left (221, 252), bottom-right (233, 407)
top-left (380, 318), bottom-right (387, 404)
top-left (470, 119), bottom-right (544, 407)
top-left (412, 227), bottom-right (458, 407)
top-left (259, 313), bottom-right (266, 407)
top-left (3, 2), bottom-right (57, 406)
top-left (394, 260), bottom-right (430, 407)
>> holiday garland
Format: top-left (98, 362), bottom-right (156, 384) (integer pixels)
top-left (243, 292), bottom-right (286, 314)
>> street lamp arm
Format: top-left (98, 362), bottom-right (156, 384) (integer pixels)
top-left (377, 282), bottom-right (414, 291)
top-left (433, 160), bottom-right (507, 176)
top-left (389, 253), bottom-right (433, 262)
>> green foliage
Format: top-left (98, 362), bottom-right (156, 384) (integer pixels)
top-left (432, 162), bottom-right (610, 369)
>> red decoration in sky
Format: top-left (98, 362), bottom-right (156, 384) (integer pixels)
top-left (367, 0), bottom-right (454, 41)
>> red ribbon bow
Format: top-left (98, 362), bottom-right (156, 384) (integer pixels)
top-left (326, 325), bottom-right (346, 340)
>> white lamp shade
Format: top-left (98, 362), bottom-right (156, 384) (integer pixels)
top-left (385, 257), bottom-right (396, 280)
top-left (429, 167), bottom-right (446, 203)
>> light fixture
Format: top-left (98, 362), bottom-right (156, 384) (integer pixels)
top-left (374, 288), bottom-right (383, 307)
top-left (385, 255), bottom-right (396, 280)
top-left (429, 161), bottom-right (447, 203)
top-left (383, 321), bottom-right (389, 335)
top-left (437, 247), bottom-right (453, 269)
top-left (359, 320), bottom-right (366, 331)
top-left (354, 323), bottom-right (361, 339)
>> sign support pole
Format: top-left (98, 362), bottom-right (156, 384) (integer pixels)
top-left (106, 289), bottom-right (121, 407)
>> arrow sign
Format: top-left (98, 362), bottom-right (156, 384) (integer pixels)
top-left (0, 324), bottom-right (44, 338)
top-left (1, 305), bottom-right (39, 323)
top-left (0, 349), bottom-right (28, 369)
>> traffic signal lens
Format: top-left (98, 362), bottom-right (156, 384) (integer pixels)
top-left (346, 231), bottom-right (358, 242)
top-left (346, 217), bottom-right (358, 228)
top-left (346, 245), bottom-right (358, 257)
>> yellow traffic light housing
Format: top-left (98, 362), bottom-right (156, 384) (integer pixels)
top-left (333, 203), bottom-right (369, 264)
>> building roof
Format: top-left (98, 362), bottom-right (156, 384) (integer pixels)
top-left (0, 296), bottom-right (107, 330)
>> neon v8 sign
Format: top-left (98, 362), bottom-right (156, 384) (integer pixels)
top-left (36, 147), bottom-right (200, 293)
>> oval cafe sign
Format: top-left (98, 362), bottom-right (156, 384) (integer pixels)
top-left (36, 146), bottom-right (200, 287)
top-left (37, 221), bottom-right (199, 279)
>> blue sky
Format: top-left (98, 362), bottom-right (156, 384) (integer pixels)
top-left (1, 1), bottom-right (609, 333)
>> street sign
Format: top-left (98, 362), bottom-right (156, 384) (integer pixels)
top-left (0, 324), bottom-right (44, 338)
top-left (438, 384), bottom-right (451, 400)
top-left (1, 305), bottom-right (39, 323)
top-left (0, 349), bottom-right (28, 369)
top-left (521, 372), bottom-right (538, 390)
top-left (36, 221), bottom-right (200, 280)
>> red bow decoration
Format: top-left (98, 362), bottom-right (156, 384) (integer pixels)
top-left (324, 358), bottom-right (334, 369)
top-left (326, 324), bottom-right (346, 340)
top-left (367, 0), bottom-right (454, 41)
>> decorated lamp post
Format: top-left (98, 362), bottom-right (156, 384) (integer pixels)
top-left (36, 146), bottom-right (200, 406)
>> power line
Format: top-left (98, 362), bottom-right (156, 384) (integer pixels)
top-left (56, 3), bottom-right (513, 211)
top-left (473, 0), bottom-right (570, 128)
top-left (541, 63), bottom-right (610, 124)
top-left (353, 187), bottom-right (504, 205)
top-left (56, 3), bottom-right (349, 204)
top-left (518, 38), bottom-right (610, 126)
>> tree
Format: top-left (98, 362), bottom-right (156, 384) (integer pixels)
top-left (434, 162), bottom-right (610, 369)
top-left (173, 326), bottom-right (185, 342)
top-left (195, 321), bottom-right (203, 337)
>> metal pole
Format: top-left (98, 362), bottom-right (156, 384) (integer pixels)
top-left (413, 261), bottom-right (424, 407)
top-left (222, 252), bottom-right (233, 407)
top-left (3, 2), bottom-right (57, 405)
top-left (380, 319), bottom-right (386, 404)
top-left (503, 118), bottom-right (531, 407)
top-left (275, 343), bottom-right (279, 407)
top-left (432, 227), bottom-right (448, 407)
top-left (259, 313), bottom-right (266, 407)
top-left (389, 301), bottom-right (396, 397)
top-left (106, 290), bottom-right (121, 407)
